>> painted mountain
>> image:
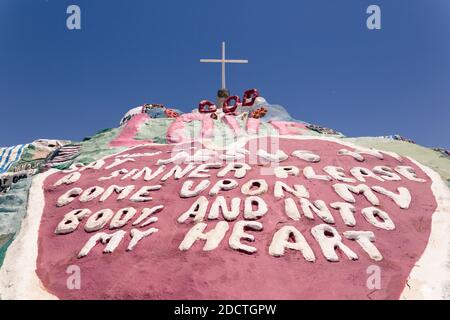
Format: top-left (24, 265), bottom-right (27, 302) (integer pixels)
top-left (0, 91), bottom-right (449, 300)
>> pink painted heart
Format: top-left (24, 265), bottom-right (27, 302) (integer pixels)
top-left (37, 137), bottom-right (437, 299)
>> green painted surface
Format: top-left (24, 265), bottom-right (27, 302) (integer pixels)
top-left (344, 137), bottom-right (450, 187)
top-left (136, 118), bottom-right (174, 144)
top-left (0, 177), bottom-right (32, 267)
top-left (66, 128), bottom-right (124, 167)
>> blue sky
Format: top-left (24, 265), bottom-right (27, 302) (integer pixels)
top-left (1, 0), bottom-right (449, 148)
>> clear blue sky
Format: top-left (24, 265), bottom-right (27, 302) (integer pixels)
top-left (1, 0), bottom-right (449, 148)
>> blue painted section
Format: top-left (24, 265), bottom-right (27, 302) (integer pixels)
top-left (0, 144), bottom-right (26, 174)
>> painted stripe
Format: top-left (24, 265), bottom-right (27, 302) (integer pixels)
top-left (0, 145), bottom-right (25, 173)
top-left (0, 147), bottom-right (8, 168)
top-left (2, 144), bottom-right (26, 172)
top-left (0, 146), bottom-right (16, 172)
top-left (0, 147), bottom-right (14, 171)
top-left (10, 145), bottom-right (20, 161)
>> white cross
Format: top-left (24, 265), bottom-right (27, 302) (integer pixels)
top-left (200, 41), bottom-right (248, 89)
